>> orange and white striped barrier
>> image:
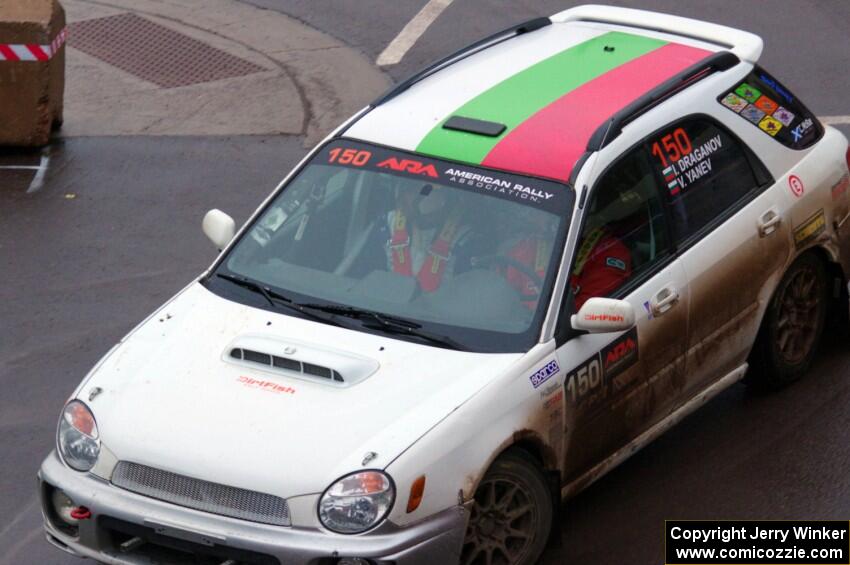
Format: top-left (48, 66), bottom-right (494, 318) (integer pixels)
top-left (0, 27), bottom-right (66, 61)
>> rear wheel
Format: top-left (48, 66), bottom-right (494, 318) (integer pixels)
top-left (749, 253), bottom-right (828, 388)
top-left (461, 450), bottom-right (553, 565)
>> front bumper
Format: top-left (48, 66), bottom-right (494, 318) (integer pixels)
top-left (39, 451), bottom-right (468, 564)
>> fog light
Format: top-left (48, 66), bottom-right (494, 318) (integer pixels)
top-left (51, 489), bottom-right (79, 526)
top-left (338, 558), bottom-right (373, 565)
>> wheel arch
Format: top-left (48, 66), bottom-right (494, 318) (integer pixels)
top-left (752, 244), bottom-right (845, 340)
top-left (807, 244), bottom-right (847, 291)
top-left (747, 245), bottom-right (842, 386)
top-left (507, 432), bottom-right (559, 474)
top-left (461, 430), bottom-right (559, 506)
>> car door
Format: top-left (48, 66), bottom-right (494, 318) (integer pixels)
top-left (556, 145), bottom-right (690, 484)
top-left (646, 116), bottom-right (789, 399)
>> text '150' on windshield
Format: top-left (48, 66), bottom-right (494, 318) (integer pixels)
top-left (321, 140), bottom-right (572, 214)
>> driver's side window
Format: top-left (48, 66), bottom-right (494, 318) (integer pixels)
top-left (571, 147), bottom-right (669, 309)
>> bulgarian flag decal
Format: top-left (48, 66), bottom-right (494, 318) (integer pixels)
top-left (663, 165), bottom-right (681, 195)
top-left (415, 32), bottom-right (712, 182)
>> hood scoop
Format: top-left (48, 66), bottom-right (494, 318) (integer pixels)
top-left (224, 335), bottom-right (380, 387)
top-left (230, 347), bottom-right (344, 383)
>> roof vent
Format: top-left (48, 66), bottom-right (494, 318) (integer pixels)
top-left (443, 116), bottom-right (506, 137)
top-left (230, 348), bottom-right (344, 383)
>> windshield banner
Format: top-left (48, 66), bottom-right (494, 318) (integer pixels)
top-left (319, 140), bottom-right (572, 213)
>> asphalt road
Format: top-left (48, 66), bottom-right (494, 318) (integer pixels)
top-left (2, 2), bottom-right (850, 564)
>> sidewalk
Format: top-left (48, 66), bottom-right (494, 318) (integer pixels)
top-left (61, 0), bottom-right (390, 143)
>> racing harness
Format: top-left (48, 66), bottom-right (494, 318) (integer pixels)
top-left (506, 237), bottom-right (551, 309)
top-left (571, 227), bottom-right (606, 283)
top-left (389, 208), bottom-right (462, 292)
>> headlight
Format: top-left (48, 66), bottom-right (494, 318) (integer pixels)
top-left (57, 400), bottom-right (100, 472)
top-left (318, 471), bottom-right (395, 534)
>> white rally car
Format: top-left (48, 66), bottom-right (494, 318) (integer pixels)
top-left (40, 5), bottom-right (850, 565)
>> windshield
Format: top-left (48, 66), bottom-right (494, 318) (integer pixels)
top-left (207, 139), bottom-right (573, 352)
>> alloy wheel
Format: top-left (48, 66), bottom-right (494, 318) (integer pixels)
top-left (462, 476), bottom-right (539, 565)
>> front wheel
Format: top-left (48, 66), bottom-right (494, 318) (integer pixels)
top-left (749, 252), bottom-right (828, 388)
top-left (461, 449), bottom-right (553, 565)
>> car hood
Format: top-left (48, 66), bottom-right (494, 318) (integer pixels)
top-left (81, 282), bottom-right (521, 498)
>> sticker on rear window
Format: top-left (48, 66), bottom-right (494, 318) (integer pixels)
top-left (758, 116), bottom-right (783, 137)
top-left (791, 118), bottom-right (815, 142)
top-left (740, 105), bottom-right (766, 124)
top-left (735, 83), bottom-right (762, 103)
top-left (773, 107), bottom-right (796, 126)
top-left (754, 95), bottom-right (779, 115)
top-left (720, 93), bottom-right (749, 113)
top-left (718, 72), bottom-right (820, 149)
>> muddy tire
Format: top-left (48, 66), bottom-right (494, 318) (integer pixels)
top-left (748, 253), bottom-right (828, 389)
top-left (461, 449), bottom-right (553, 565)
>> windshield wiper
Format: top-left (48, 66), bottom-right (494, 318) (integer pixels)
top-left (217, 276), bottom-right (465, 350)
top-left (299, 303), bottom-right (466, 350)
top-left (216, 274), bottom-right (349, 328)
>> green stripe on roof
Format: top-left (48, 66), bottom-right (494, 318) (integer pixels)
top-left (415, 32), bottom-right (667, 164)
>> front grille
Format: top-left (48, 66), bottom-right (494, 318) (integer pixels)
top-left (111, 462), bottom-right (290, 526)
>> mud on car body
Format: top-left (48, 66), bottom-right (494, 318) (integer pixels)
top-left (39, 5), bottom-right (850, 565)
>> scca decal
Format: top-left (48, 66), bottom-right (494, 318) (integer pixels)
top-left (377, 157), bottom-right (439, 178)
top-left (564, 327), bottom-right (639, 407)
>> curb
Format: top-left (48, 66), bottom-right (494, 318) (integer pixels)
top-left (60, 0), bottom-right (390, 142)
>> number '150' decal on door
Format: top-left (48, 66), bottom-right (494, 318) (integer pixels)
top-left (565, 327), bottom-right (639, 405)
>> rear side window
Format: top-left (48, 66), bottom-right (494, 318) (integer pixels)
top-left (647, 118), bottom-right (762, 242)
top-left (718, 67), bottom-right (822, 150)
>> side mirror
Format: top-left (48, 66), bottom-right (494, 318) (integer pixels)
top-left (571, 297), bottom-right (635, 333)
top-left (202, 209), bottom-right (236, 250)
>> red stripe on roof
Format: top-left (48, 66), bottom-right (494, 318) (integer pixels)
top-left (480, 43), bottom-right (713, 182)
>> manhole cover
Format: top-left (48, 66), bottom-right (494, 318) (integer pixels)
top-left (68, 13), bottom-right (267, 88)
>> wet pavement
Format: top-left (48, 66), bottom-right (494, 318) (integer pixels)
top-left (2, 1), bottom-right (850, 564)
top-left (0, 136), bottom-right (303, 563)
top-left (543, 322), bottom-right (850, 563)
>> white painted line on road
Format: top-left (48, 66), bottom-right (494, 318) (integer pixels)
top-left (0, 526), bottom-right (43, 565)
top-left (377, 0), bottom-right (455, 66)
top-left (0, 165), bottom-right (41, 170)
top-left (821, 115), bottom-right (850, 125)
top-left (26, 147), bottom-right (50, 194)
top-left (0, 496), bottom-right (37, 549)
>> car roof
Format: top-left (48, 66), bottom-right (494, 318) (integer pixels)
top-left (345, 5), bottom-right (763, 184)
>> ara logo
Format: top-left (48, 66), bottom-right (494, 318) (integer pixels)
top-left (601, 327), bottom-right (638, 379)
top-left (605, 338), bottom-right (636, 368)
top-left (377, 157), bottom-right (439, 178)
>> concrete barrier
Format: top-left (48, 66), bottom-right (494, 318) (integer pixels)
top-left (0, 0), bottom-right (66, 147)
